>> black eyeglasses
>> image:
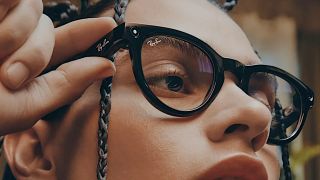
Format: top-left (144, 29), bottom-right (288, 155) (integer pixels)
top-left (84, 23), bottom-right (314, 145)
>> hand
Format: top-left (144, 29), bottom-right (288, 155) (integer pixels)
top-left (0, 0), bottom-right (117, 135)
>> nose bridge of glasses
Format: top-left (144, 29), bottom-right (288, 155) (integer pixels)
top-left (222, 58), bottom-right (245, 80)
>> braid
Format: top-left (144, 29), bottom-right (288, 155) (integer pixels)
top-left (222, 0), bottom-right (238, 11)
top-left (114, 0), bottom-right (129, 24)
top-left (96, 1), bottom-right (130, 179)
top-left (207, 0), bottom-right (238, 11)
top-left (43, 1), bottom-right (80, 26)
top-left (97, 78), bottom-right (113, 180)
top-left (281, 142), bottom-right (292, 180)
top-left (279, 123), bottom-right (292, 180)
top-left (43, 0), bottom-right (114, 27)
top-left (274, 99), bottom-right (292, 180)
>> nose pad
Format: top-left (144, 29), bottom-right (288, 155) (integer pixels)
top-left (203, 78), bottom-right (272, 152)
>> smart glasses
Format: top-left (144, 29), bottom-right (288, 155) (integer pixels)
top-left (85, 23), bottom-right (314, 145)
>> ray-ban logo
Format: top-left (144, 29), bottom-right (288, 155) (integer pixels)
top-left (97, 39), bottom-right (110, 52)
top-left (147, 38), bottom-right (161, 47)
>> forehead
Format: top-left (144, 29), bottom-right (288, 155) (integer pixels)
top-left (125, 0), bottom-right (261, 65)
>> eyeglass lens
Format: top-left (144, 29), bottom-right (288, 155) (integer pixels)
top-left (248, 73), bottom-right (302, 140)
top-left (141, 35), bottom-right (214, 111)
top-left (140, 35), bottom-right (302, 140)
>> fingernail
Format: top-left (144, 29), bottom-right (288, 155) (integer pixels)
top-left (102, 62), bottom-right (116, 77)
top-left (6, 62), bottom-right (30, 89)
top-left (110, 62), bottom-right (116, 74)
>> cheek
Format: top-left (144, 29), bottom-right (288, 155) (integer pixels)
top-left (107, 84), bottom-right (214, 179)
top-left (257, 145), bottom-right (281, 180)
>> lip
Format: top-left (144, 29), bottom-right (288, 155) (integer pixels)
top-left (199, 154), bottom-right (268, 180)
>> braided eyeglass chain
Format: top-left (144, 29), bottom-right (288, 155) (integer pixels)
top-left (97, 1), bottom-right (129, 180)
top-left (275, 99), bottom-right (292, 180)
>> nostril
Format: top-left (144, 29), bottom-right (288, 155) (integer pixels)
top-left (225, 124), bottom-right (249, 134)
top-left (251, 130), bottom-right (269, 151)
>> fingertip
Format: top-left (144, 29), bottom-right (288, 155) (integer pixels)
top-left (100, 16), bottom-right (118, 28)
top-left (96, 58), bottom-right (116, 79)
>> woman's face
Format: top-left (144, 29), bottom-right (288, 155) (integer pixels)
top-left (4, 0), bottom-right (281, 179)
top-left (107, 0), bottom-right (280, 179)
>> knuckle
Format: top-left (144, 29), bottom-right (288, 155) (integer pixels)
top-left (0, 28), bottom-right (21, 51)
top-left (10, 46), bottom-right (49, 77)
top-left (56, 67), bottom-right (72, 87)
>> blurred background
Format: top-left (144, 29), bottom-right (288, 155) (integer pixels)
top-left (1, 0), bottom-right (319, 179)
top-left (230, 1), bottom-right (320, 179)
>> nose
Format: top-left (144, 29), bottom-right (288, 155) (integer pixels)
top-left (202, 74), bottom-right (272, 151)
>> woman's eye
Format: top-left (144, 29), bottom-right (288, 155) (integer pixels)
top-left (165, 76), bottom-right (184, 92)
top-left (144, 63), bottom-right (192, 98)
top-left (147, 74), bottom-right (190, 97)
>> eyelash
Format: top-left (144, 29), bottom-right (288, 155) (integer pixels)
top-left (145, 67), bottom-right (192, 96)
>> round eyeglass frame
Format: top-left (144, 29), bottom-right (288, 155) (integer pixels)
top-left (84, 23), bottom-right (314, 145)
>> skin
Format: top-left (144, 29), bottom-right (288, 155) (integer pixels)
top-left (0, 0), bottom-right (280, 179)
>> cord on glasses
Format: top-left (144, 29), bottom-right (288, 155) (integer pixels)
top-left (96, 1), bottom-right (130, 179)
top-left (275, 99), bottom-right (292, 180)
top-left (281, 143), bottom-right (292, 180)
top-left (97, 78), bottom-right (113, 180)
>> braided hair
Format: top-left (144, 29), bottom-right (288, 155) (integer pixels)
top-left (274, 99), bottom-right (293, 180)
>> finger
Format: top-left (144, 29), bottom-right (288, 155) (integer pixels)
top-left (1, 57), bottom-right (115, 134)
top-left (0, 0), bottom-right (20, 21)
top-left (0, 0), bottom-right (43, 59)
top-left (49, 17), bottom-right (117, 68)
top-left (0, 15), bottom-right (54, 90)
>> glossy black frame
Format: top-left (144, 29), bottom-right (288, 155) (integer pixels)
top-left (85, 23), bottom-right (314, 145)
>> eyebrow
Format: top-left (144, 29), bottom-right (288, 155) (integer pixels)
top-left (143, 36), bottom-right (209, 58)
top-left (116, 36), bottom-right (260, 67)
top-left (151, 36), bottom-right (261, 66)
top-left (114, 36), bottom-right (201, 67)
